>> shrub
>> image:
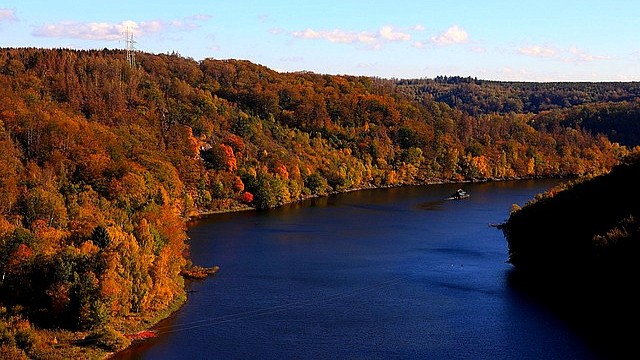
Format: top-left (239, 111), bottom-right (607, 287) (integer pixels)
top-left (90, 326), bottom-right (131, 352)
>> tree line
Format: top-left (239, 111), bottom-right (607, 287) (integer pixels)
top-left (397, 76), bottom-right (640, 116)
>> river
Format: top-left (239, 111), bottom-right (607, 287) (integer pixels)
top-left (115, 180), bottom-right (601, 359)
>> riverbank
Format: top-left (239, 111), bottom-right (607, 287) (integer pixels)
top-left (109, 176), bottom-right (569, 359)
top-left (113, 179), bottom-right (598, 359)
top-left (188, 175), bottom-right (556, 222)
top-left (502, 154), bottom-right (640, 359)
top-left (101, 293), bottom-right (187, 359)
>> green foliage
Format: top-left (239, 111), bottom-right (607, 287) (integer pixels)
top-left (250, 172), bottom-right (289, 210)
top-left (398, 76), bottom-right (640, 116)
top-left (13, 328), bottom-right (36, 354)
top-left (89, 325), bottom-right (131, 352)
top-left (91, 225), bottom-right (111, 250)
top-left (304, 173), bottom-right (330, 196)
top-left (0, 318), bottom-right (15, 347)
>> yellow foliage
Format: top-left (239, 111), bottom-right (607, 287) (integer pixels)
top-left (0, 214), bottom-right (15, 238)
top-left (472, 155), bottom-right (490, 178)
top-left (31, 220), bottom-right (70, 256)
top-left (79, 240), bottom-right (100, 256)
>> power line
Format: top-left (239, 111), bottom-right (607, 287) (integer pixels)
top-left (123, 27), bottom-right (136, 68)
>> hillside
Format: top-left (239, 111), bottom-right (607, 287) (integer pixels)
top-left (0, 47), bottom-right (633, 358)
top-left (503, 153), bottom-right (640, 271)
top-left (397, 76), bottom-right (640, 115)
top-left (502, 153), bottom-right (640, 358)
top-left (398, 77), bottom-right (640, 148)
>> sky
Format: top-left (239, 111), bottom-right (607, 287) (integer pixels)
top-left (1, 0), bottom-right (639, 81)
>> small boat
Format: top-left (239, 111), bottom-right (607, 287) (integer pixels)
top-left (449, 188), bottom-right (470, 200)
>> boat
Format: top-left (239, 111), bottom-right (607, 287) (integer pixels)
top-left (449, 188), bottom-right (470, 200)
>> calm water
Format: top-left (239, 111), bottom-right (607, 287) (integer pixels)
top-left (116, 180), bottom-right (600, 359)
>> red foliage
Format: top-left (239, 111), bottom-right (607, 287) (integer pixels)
top-left (8, 244), bottom-right (33, 269)
top-left (126, 330), bottom-right (158, 340)
top-left (221, 144), bottom-right (237, 172)
top-left (224, 133), bottom-right (246, 153)
top-left (240, 192), bottom-right (254, 204)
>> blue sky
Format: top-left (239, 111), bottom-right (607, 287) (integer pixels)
top-left (1, 0), bottom-right (639, 81)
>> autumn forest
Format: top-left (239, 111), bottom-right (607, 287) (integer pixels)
top-left (0, 48), bottom-right (638, 358)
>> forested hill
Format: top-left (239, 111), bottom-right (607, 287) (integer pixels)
top-left (504, 153), bottom-right (640, 271)
top-left (397, 76), bottom-right (640, 115)
top-left (0, 47), bottom-right (631, 357)
top-left (501, 153), bottom-right (640, 359)
top-left (398, 77), bottom-right (640, 147)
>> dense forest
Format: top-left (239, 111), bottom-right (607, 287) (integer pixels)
top-left (502, 153), bottom-right (640, 358)
top-left (503, 153), bottom-right (640, 271)
top-left (397, 76), bottom-right (640, 115)
top-left (0, 47), bottom-right (635, 358)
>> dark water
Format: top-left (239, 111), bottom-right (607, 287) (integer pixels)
top-left (116, 180), bottom-right (601, 359)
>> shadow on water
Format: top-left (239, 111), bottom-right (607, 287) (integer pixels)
top-left (116, 179), bottom-right (609, 360)
top-left (506, 268), bottom-right (638, 360)
top-left (415, 199), bottom-right (446, 211)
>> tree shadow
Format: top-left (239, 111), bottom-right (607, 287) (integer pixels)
top-left (506, 267), bottom-right (638, 360)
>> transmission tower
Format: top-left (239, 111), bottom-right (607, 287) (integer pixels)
top-left (124, 27), bottom-right (136, 68)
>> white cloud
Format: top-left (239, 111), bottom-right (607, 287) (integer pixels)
top-left (412, 41), bottom-right (426, 49)
top-left (518, 44), bottom-right (612, 63)
top-left (616, 73), bottom-right (636, 81)
top-left (186, 14), bottom-right (212, 21)
top-left (293, 28), bottom-right (321, 40)
top-left (566, 46), bottom-right (612, 63)
top-left (501, 67), bottom-right (537, 81)
top-left (412, 24), bottom-right (426, 31)
top-left (292, 28), bottom-right (375, 44)
top-left (33, 21), bottom-right (127, 40)
top-left (0, 8), bottom-right (16, 22)
top-left (33, 17), bottom-right (203, 40)
top-left (430, 25), bottom-right (468, 46)
top-left (291, 25), bottom-right (410, 49)
top-left (379, 25), bottom-right (410, 41)
top-left (518, 44), bottom-right (557, 58)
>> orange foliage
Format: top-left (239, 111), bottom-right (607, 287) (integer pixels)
top-left (0, 215), bottom-right (15, 238)
top-left (233, 176), bottom-right (245, 192)
top-left (224, 133), bottom-right (246, 153)
top-left (274, 163), bottom-right (289, 180)
top-left (7, 244), bottom-right (33, 270)
top-left (31, 219), bottom-right (69, 255)
top-left (240, 191), bottom-right (254, 204)
top-left (221, 144), bottom-right (237, 172)
top-left (79, 240), bottom-right (100, 255)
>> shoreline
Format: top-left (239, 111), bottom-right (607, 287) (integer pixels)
top-left (187, 175), bottom-right (556, 222)
top-left (109, 175), bottom-right (567, 358)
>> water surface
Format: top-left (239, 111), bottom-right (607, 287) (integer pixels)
top-left (116, 180), bottom-right (600, 359)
